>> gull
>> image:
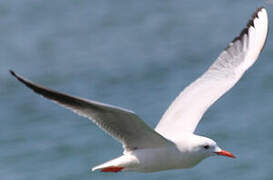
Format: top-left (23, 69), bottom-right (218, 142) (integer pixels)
top-left (10, 7), bottom-right (268, 173)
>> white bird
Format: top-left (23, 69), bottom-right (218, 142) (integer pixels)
top-left (10, 7), bottom-right (268, 173)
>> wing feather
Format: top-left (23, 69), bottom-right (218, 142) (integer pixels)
top-left (10, 71), bottom-right (171, 151)
top-left (155, 8), bottom-right (268, 138)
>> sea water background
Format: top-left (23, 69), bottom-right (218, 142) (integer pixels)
top-left (1, 1), bottom-right (273, 179)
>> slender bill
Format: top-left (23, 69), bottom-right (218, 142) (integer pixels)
top-left (215, 150), bottom-right (236, 158)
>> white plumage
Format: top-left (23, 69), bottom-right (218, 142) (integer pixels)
top-left (11, 7), bottom-right (268, 173)
top-left (155, 8), bottom-right (268, 138)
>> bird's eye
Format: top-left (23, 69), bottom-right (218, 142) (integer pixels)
top-left (203, 145), bottom-right (210, 149)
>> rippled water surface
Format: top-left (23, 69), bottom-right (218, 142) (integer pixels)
top-left (1, 1), bottom-right (273, 180)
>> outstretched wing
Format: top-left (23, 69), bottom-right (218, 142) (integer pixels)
top-left (155, 8), bottom-right (268, 138)
top-left (10, 71), bottom-right (171, 151)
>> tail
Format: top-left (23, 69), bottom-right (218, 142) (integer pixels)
top-left (92, 155), bottom-right (137, 173)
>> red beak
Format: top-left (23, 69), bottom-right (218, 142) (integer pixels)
top-left (215, 150), bottom-right (236, 158)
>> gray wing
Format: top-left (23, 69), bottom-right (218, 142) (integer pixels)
top-left (155, 8), bottom-right (268, 138)
top-left (10, 71), bottom-right (171, 151)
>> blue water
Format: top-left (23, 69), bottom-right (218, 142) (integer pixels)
top-left (1, 1), bottom-right (273, 179)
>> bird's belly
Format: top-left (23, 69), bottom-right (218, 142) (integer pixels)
top-left (126, 147), bottom-right (196, 172)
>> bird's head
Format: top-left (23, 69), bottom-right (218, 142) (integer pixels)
top-left (173, 134), bottom-right (236, 168)
top-left (193, 135), bottom-right (235, 159)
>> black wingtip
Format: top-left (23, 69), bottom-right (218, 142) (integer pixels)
top-left (9, 70), bottom-right (28, 85)
top-left (227, 7), bottom-right (266, 49)
top-left (257, 6), bottom-right (265, 11)
top-left (9, 70), bottom-right (22, 82)
top-left (9, 70), bottom-right (16, 77)
top-left (245, 7), bottom-right (264, 29)
top-left (242, 7), bottom-right (265, 33)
